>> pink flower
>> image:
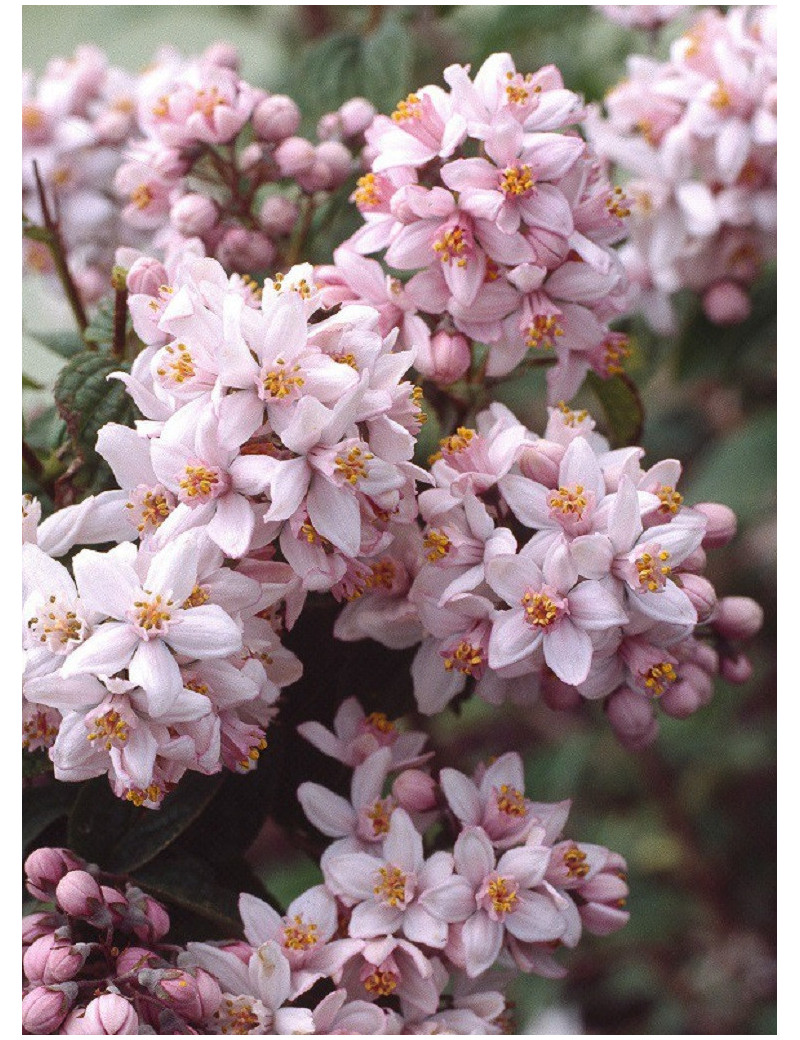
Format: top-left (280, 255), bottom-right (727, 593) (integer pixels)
top-left (298, 696), bottom-right (429, 770)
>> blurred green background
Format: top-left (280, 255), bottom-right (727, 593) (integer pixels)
top-left (23, 6), bottom-right (776, 1033)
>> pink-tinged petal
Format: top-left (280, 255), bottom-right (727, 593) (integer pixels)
top-left (22, 544), bottom-right (77, 601)
top-left (323, 853), bottom-right (381, 903)
top-left (521, 132), bottom-right (584, 179)
top-left (483, 115), bottom-right (524, 166)
top-left (249, 940), bottom-right (292, 1011)
top-left (498, 474), bottom-right (554, 528)
top-left (23, 672), bottom-right (107, 710)
top-left (459, 188), bottom-right (504, 222)
top-left (307, 479), bottom-right (361, 558)
top-left (486, 552), bottom-right (543, 605)
top-left (257, 457), bottom-right (310, 521)
top-left (289, 886), bottom-right (338, 942)
top-left (273, 1007), bottom-right (314, 1035)
top-left (385, 220), bottom-right (436, 269)
top-left (442, 251), bottom-right (487, 307)
top-left (351, 747), bottom-right (392, 808)
top-left (72, 549), bottom-right (139, 620)
top-left (402, 904), bottom-right (448, 949)
top-left (519, 184), bottom-right (574, 234)
top-left (453, 827), bottom-right (495, 886)
top-left (296, 721), bottom-right (345, 761)
top-left (632, 582), bottom-right (697, 626)
top-left (95, 423), bottom-right (156, 488)
top-left (559, 437), bottom-right (605, 501)
top-left (505, 892), bottom-right (566, 942)
top-left (608, 476), bottom-right (644, 553)
top-left (384, 808), bottom-right (424, 873)
top-left (643, 517), bottom-right (706, 565)
top-left (462, 912), bottom-right (503, 977)
top-left (239, 892), bottom-right (282, 946)
top-left (166, 604), bottom-right (242, 658)
top-left (411, 639), bottom-right (465, 715)
top-left (61, 622), bottom-right (139, 678)
top-left (542, 541), bottom-right (579, 592)
top-left (128, 639), bottom-right (183, 714)
top-left (117, 727), bottom-right (159, 790)
top-left (475, 220), bottom-right (535, 265)
top-left (496, 846), bottom-right (550, 889)
top-left (479, 751), bottom-right (525, 799)
top-left (488, 609), bottom-right (541, 670)
top-left (543, 619), bottom-right (592, 686)
top-left (419, 877), bottom-right (475, 923)
top-left (348, 901), bottom-right (402, 939)
top-left (184, 944), bottom-right (250, 995)
top-left (439, 769), bottom-right (481, 826)
top-left (570, 534), bottom-right (614, 579)
top-left (568, 580), bottom-right (628, 630)
top-left (440, 157), bottom-right (497, 192)
top-left (145, 535), bottom-right (199, 605)
top-left (297, 783), bottom-right (356, 837)
top-left (207, 493), bottom-right (255, 558)
top-left (216, 391), bottom-right (264, 449)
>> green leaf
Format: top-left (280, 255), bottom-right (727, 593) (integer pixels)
top-left (83, 295), bottom-right (117, 348)
top-left (585, 370), bottom-right (644, 447)
top-left (68, 772), bottom-right (224, 873)
top-left (23, 405), bottom-right (67, 455)
top-left (133, 853), bottom-right (244, 937)
top-left (362, 15), bottom-right (413, 112)
top-left (30, 329), bottom-right (86, 359)
top-left (23, 372), bottom-right (43, 390)
top-left (23, 781), bottom-right (76, 851)
top-left (54, 351), bottom-right (134, 445)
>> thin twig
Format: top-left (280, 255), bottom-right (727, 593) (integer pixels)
top-left (29, 161), bottom-right (89, 336)
top-left (22, 440), bottom-right (42, 478)
top-left (111, 267), bottom-right (129, 360)
top-left (284, 194), bottom-right (316, 267)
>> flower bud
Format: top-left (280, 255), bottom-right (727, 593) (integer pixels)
top-left (126, 887), bottom-right (170, 943)
top-left (203, 41), bottom-right (241, 71)
top-left (74, 267), bottom-right (107, 305)
top-left (155, 967), bottom-right (222, 1023)
top-left (126, 256), bottom-right (168, 297)
top-left (25, 848), bottom-right (85, 902)
top-left (238, 141), bottom-right (265, 175)
top-left (542, 676), bottom-right (582, 711)
top-left (703, 280), bottom-right (751, 325)
top-left (392, 769), bottom-right (437, 812)
top-left (313, 140), bottom-right (353, 186)
top-left (659, 679), bottom-right (703, 719)
top-left (259, 195), bottom-right (299, 236)
top-left (274, 135), bottom-right (316, 177)
top-left (100, 884), bottom-right (129, 926)
top-left (62, 993), bottom-right (139, 1035)
top-left (517, 439), bottom-right (565, 485)
top-left (606, 687), bottom-right (655, 738)
top-left (679, 546), bottom-right (707, 573)
top-left (316, 112), bottom-right (342, 141)
top-left (415, 330), bottom-right (471, 385)
top-left (253, 95), bottom-right (301, 142)
top-left (712, 596), bottom-right (764, 640)
top-left (54, 870), bottom-right (104, 920)
top-left (23, 911), bottom-right (61, 947)
top-left (24, 933), bottom-right (88, 985)
top-left (678, 573), bottom-right (717, 622)
top-left (617, 717), bottom-right (659, 751)
top-left (94, 110), bottom-right (133, 144)
top-left (22, 984), bottom-right (76, 1034)
top-left (115, 945), bottom-right (162, 976)
top-left (339, 97), bottom-right (376, 137)
top-left (720, 652), bottom-right (754, 684)
top-left (694, 502), bottom-right (737, 548)
top-left (170, 193), bottom-right (218, 236)
top-left (217, 228), bottom-right (276, 272)
top-left (686, 639), bottom-right (719, 675)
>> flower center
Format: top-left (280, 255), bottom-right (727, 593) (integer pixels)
top-left (130, 184), bottom-right (153, 210)
top-left (27, 595), bottom-right (85, 652)
top-left (132, 593), bottom-right (173, 635)
top-left (433, 225), bottom-right (470, 267)
top-left (374, 865), bottom-right (408, 907)
top-left (496, 784), bottom-right (527, 817)
top-left (364, 711), bottom-right (394, 734)
top-left (124, 784), bottom-right (163, 807)
top-left (156, 343), bottom-right (196, 385)
top-left (526, 314), bottom-right (564, 350)
top-left (635, 549), bottom-right (671, 592)
top-left (556, 401), bottom-right (590, 427)
top-left (443, 641), bottom-right (485, 676)
top-left (354, 172), bottom-right (381, 208)
top-left (657, 485), bottom-right (683, 515)
top-left (182, 584), bottom-right (209, 609)
top-left (218, 997), bottom-right (261, 1035)
top-left (642, 661), bottom-right (678, 696)
top-left (179, 464), bottom-right (223, 501)
top-left (335, 446), bottom-right (372, 485)
top-left (366, 560), bottom-right (397, 591)
top-left (391, 92), bottom-right (422, 123)
top-left (428, 426), bottom-right (475, 464)
top-left (548, 484), bottom-right (588, 521)
top-left (194, 86), bottom-right (225, 118)
top-left (563, 845), bottom-right (590, 879)
top-left (606, 185), bottom-right (631, 218)
top-left (486, 876), bottom-right (518, 915)
top-left (261, 360), bottom-right (305, 400)
top-left (363, 969), bottom-right (398, 996)
top-left (282, 914), bottom-right (318, 951)
top-left (601, 332), bottom-right (630, 375)
top-left (423, 529), bottom-right (452, 562)
top-left (710, 80), bottom-right (731, 109)
top-left (366, 798), bottom-right (395, 837)
top-left (500, 164), bottom-right (535, 197)
top-left (87, 710), bottom-right (129, 751)
top-left (126, 489), bottom-right (171, 533)
top-left (22, 710), bottom-right (59, 751)
top-left (521, 591), bottom-right (561, 628)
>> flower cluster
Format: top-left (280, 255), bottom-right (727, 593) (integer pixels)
top-left (586, 5), bottom-right (777, 331)
top-left (22, 258), bottom-right (427, 804)
top-left (179, 717), bottom-right (628, 1033)
top-left (22, 848), bottom-right (222, 1034)
top-left (316, 51), bottom-right (631, 403)
top-left (23, 43), bottom-right (374, 300)
top-left (334, 402), bottom-right (763, 748)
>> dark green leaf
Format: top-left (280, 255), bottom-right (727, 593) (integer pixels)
top-left (585, 370), bottom-right (644, 447)
top-left (23, 405), bottom-right (66, 454)
top-left (83, 295), bottom-right (117, 347)
top-left (23, 372), bottom-right (43, 390)
top-left (68, 777), bottom-right (136, 863)
top-left (133, 853), bottom-right (243, 938)
top-left (30, 329), bottom-right (86, 359)
top-left (362, 16), bottom-right (413, 112)
top-left (23, 781), bottom-right (76, 851)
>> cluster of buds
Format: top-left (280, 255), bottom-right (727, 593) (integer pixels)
top-left (178, 710), bottom-right (629, 1033)
top-left (22, 848), bottom-right (221, 1034)
top-left (316, 51), bottom-right (631, 403)
top-left (586, 5), bottom-right (777, 331)
top-left (22, 258), bottom-right (427, 804)
top-left (23, 42), bottom-right (373, 301)
top-left (595, 6), bottom-right (689, 32)
top-left (333, 402), bottom-right (762, 748)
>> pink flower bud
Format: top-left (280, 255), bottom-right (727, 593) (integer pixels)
top-left (679, 546), bottom-right (707, 573)
top-left (238, 141), bottom-right (265, 174)
top-left (54, 870), bottom-right (104, 920)
top-left (156, 968), bottom-right (222, 1023)
top-left (126, 256), bottom-right (168, 297)
top-left (542, 675), bottom-right (582, 711)
top-left (720, 652), bottom-right (754, 684)
top-left (217, 228), bottom-right (276, 272)
top-left (25, 848), bottom-right (85, 902)
top-left (694, 502), bottom-right (737, 548)
top-left (316, 112), bottom-right (342, 141)
top-left (24, 933), bottom-right (88, 985)
top-left (74, 267), bottom-right (108, 305)
top-left (606, 687), bottom-right (655, 738)
top-left (126, 888), bottom-right (170, 943)
top-left (313, 140), bottom-right (353, 186)
top-left (203, 41), bottom-right (241, 71)
top-left (259, 195), bottom-right (299, 236)
top-left (170, 193), bottom-right (218, 236)
top-left (253, 95), bottom-right (301, 142)
top-left (712, 596), bottom-right (764, 640)
top-left (100, 885), bottom-right (129, 925)
top-left (659, 679), bottom-right (702, 719)
top-left (617, 717), bottom-right (659, 751)
top-left (339, 97), bottom-right (376, 137)
top-left (22, 984), bottom-right (76, 1034)
top-left (678, 573), bottom-right (717, 622)
top-left (114, 946), bottom-right (161, 976)
top-left (23, 912), bottom-right (61, 946)
top-left (62, 994), bottom-right (139, 1035)
top-left (517, 439), bottom-right (565, 486)
top-left (94, 110), bottom-right (133, 144)
top-left (703, 280), bottom-right (751, 325)
top-left (687, 640), bottom-right (719, 675)
top-left (274, 136), bottom-right (316, 177)
top-left (415, 330), bottom-right (471, 385)
top-left (150, 147), bottom-right (190, 181)
top-left (392, 769), bottom-right (437, 812)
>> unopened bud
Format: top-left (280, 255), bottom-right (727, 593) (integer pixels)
top-left (62, 993), bottom-right (139, 1035)
top-left (316, 112), bottom-right (342, 141)
top-left (679, 546), bottom-right (707, 573)
top-left (415, 330), bottom-right (471, 385)
top-left (126, 256), bottom-right (168, 297)
top-left (339, 97), bottom-right (376, 137)
top-left (259, 195), bottom-right (299, 236)
top-left (218, 228), bottom-right (276, 272)
top-left (22, 984), bottom-right (76, 1034)
top-left (703, 280), bottom-right (751, 325)
top-left (678, 573), bottom-right (717, 622)
top-left (712, 596), bottom-right (764, 640)
top-left (720, 652), bottom-right (754, 684)
top-left (54, 870), bottom-right (104, 920)
top-left (517, 439), bottom-right (565, 485)
top-left (253, 95), bottom-right (301, 142)
top-left (23, 911), bottom-right (61, 947)
top-left (606, 687), bottom-right (655, 738)
top-left (694, 502), bottom-right (737, 548)
top-left (25, 848), bottom-right (85, 902)
top-left (392, 770), bottom-right (438, 812)
top-left (170, 193), bottom-right (218, 236)
top-left (659, 679), bottom-right (703, 719)
top-left (203, 41), bottom-right (240, 71)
